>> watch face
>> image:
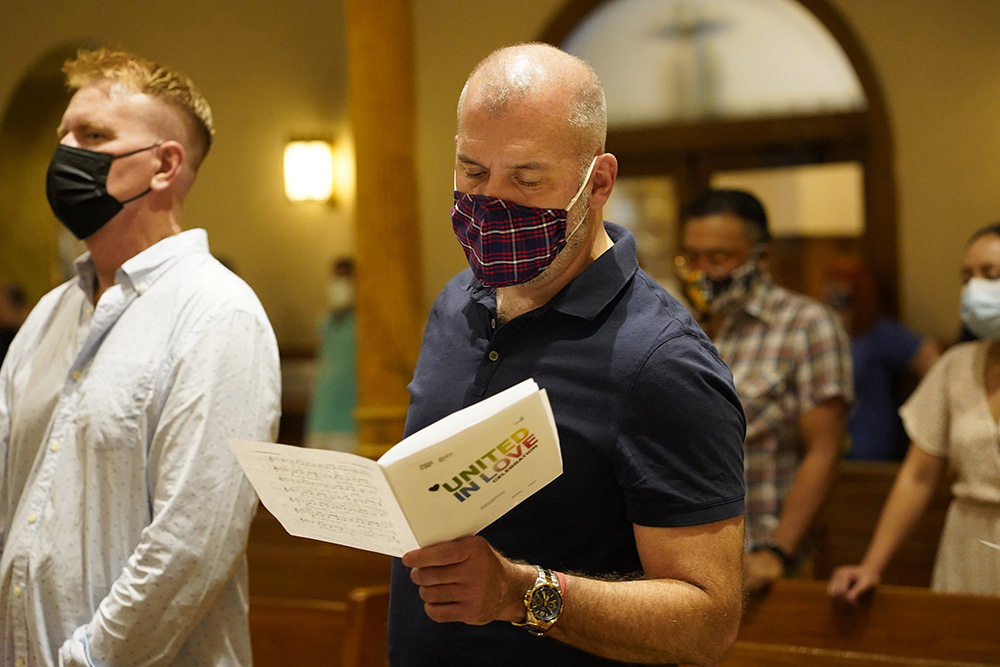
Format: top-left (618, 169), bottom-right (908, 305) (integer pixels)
top-left (529, 586), bottom-right (563, 623)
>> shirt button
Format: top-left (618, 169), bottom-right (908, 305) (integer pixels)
top-left (488, 350), bottom-right (499, 362)
top-left (27, 513), bottom-right (37, 524)
top-left (13, 585), bottom-right (22, 597)
top-left (51, 441), bottom-right (60, 452)
top-left (72, 370), bottom-right (82, 381)
top-left (490, 318), bottom-right (496, 329)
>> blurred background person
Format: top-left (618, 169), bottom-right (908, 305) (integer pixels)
top-left (677, 188), bottom-right (853, 594)
top-left (829, 222), bottom-right (1000, 601)
top-left (305, 256), bottom-right (358, 452)
top-left (823, 258), bottom-right (941, 461)
top-left (0, 282), bottom-right (28, 364)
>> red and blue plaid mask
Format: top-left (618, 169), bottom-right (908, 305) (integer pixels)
top-left (451, 157), bottom-right (597, 288)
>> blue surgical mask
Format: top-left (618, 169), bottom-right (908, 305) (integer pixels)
top-left (960, 278), bottom-right (1000, 340)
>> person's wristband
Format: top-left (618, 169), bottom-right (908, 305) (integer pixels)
top-left (554, 570), bottom-right (567, 607)
top-left (753, 541), bottom-right (796, 573)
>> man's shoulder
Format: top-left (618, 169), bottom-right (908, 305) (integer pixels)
top-left (626, 269), bottom-right (711, 341)
top-left (430, 268), bottom-right (480, 310)
top-left (160, 255), bottom-right (274, 332)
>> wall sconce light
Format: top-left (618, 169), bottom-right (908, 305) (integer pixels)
top-left (284, 139), bottom-right (335, 203)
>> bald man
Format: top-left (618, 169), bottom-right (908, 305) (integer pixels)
top-left (0, 49), bottom-right (279, 665)
top-left (388, 43), bottom-right (746, 667)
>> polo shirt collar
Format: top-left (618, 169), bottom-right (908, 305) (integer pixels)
top-left (469, 222), bottom-right (637, 321)
top-left (548, 222), bottom-right (636, 320)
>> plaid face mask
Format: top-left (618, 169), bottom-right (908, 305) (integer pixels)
top-left (451, 158), bottom-right (597, 288)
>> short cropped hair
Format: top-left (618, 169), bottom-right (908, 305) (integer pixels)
top-left (457, 43), bottom-right (606, 174)
top-left (682, 188), bottom-right (771, 245)
top-left (63, 48), bottom-right (215, 169)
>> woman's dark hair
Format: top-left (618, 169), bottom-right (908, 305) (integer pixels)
top-left (967, 221), bottom-right (1000, 245)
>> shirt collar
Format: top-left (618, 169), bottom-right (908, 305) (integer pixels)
top-left (731, 272), bottom-right (777, 324)
top-left (547, 222), bottom-right (636, 320)
top-left (469, 222), bottom-right (637, 321)
top-left (74, 229), bottom-right (210, 300)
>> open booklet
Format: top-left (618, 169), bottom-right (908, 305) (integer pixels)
top-left (231, 379), bottom-right (562, 557)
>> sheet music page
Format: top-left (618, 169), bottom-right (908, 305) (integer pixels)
top-left (230, 440), bottom-right (419, 557)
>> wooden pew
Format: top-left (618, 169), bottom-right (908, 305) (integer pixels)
top-left (273, 579), bottom-right (1000, 667)
top-left (341, 585), bottom-right (391, 667)
top-left (812, 460), bottom-right (951, 586)
top-left (247, 508), bottom-right (391, 666)
top-left (722, 579), bottom-right (1000, 666)
top-left (250, 597), bottom-right (348, 667)
top-left (247, 506), bottom-right (391, 602)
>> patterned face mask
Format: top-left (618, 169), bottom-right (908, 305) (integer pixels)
top-left (675, 248), bottom-right (763, 320)
top-left (451, 157), bottom-right (597, 288)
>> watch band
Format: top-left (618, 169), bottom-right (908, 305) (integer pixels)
top-left (511, 566), bottom-right (564, 636)
top-left (753, 541), bottom-right (796, 572)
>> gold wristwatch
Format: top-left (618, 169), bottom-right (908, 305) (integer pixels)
top-left (511, 566), bottom-right (563, 636)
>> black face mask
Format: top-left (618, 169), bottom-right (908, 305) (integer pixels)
top-left (45, 142), bottom-right (159, 240)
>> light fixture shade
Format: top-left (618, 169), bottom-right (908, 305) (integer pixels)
top-left (284, 140), bottom-right (335, 202)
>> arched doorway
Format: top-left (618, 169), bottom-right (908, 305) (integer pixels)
top-left (542, 0), bottom-right (897, 312)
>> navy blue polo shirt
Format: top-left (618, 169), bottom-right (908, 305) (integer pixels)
top-left (388, 223), bottom-right (745, 667)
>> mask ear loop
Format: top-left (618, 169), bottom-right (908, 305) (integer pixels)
top-left (114, 141), bottom-right (164, 205)
top-left (564, 156), bottom-right (599, 242)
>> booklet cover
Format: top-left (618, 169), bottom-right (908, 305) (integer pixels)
top-left (231, 379), bottom-right (562, 557)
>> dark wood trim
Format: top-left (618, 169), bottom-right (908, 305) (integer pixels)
top-left (608, 112), bottom-right (868, 162)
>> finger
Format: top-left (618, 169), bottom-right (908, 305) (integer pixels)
top-left (417, 581), bottom-right (468, 605)
top-left (410, 562), bottom-right (465, 587)
top-left (402, 536), bottom-right (479, 568)
top-left (844, 578), bottom-right (868, 605)
top-left (424, 600), bottom-right (492, 626)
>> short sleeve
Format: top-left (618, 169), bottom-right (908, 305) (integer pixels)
top-left (899, 346), bottom-right (957, 458)
top-left (616, 333), bottom-right (746, 528)
top-left (794, 303), bottom-right (854, 412)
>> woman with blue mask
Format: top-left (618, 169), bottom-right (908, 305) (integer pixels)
top-left (829, 223), bottom-right (1000, 601)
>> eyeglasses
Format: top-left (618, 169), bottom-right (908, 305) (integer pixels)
top-left (675, 249), bottom-right (744, 272)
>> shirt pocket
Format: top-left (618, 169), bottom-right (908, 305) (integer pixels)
top-left (736, 366), bottom-right (790, 447)
top-left (76, 358), bottom-right (154, 449)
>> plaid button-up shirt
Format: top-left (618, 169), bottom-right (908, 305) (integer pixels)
top-left (712, 275), bottom-right (853, 549)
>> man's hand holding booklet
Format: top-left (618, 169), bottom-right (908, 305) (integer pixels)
top-left (230, 379), bottom-right (562, 557)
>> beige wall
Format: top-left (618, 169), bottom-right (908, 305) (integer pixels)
top-left (0, 0), bottom-right (352, 351)
top-left (831, 0), bottom-right (1000, 341)
top-left (2, 1), bottom-right (999, 349)
top-left (412, 0), bottom-right (1000, 343)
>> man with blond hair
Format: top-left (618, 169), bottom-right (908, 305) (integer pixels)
top-left (389, 43), bottom-right (745, 667)
top-left (0, 49), bottom-right (279, 666)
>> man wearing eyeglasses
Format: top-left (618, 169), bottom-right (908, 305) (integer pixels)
top-left (677, 188), bottom-right (853, 594)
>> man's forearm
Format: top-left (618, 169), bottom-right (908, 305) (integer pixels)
top-left (544, 575), bottom-right (741, 666)
top-left (771, 446), bottom-right (838, 553)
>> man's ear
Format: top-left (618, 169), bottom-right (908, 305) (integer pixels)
top-left (587, 153), bottom-right (618, 210)
top-left (150, 140), bottom-right (186, 191)
top-left (756, 244), bottom-right (770, 272)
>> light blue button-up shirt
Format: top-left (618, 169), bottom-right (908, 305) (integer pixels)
top-left (0, 229), bottom-right (281, 666)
